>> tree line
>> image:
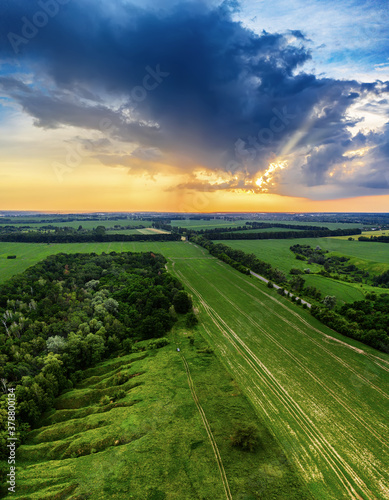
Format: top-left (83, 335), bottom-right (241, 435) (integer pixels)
top-left (359, 235), bottom-right (389, 243)
top-left (0, 232), bottom-right (181, 243)
top-left (206, 228), bottom-right (361, 240)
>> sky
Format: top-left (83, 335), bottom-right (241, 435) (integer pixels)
top-left (0, 0), bottom-right (388, 213)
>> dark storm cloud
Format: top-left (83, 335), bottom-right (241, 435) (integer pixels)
top-left (0, 0), bottom-right (388, 194)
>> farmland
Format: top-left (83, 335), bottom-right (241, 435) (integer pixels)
top-left (0, 240), bottom-right (388, 498)
top-left (219, 237), bottom-right (389, 303)
top-left (169, 247), bottom-right (389, 499)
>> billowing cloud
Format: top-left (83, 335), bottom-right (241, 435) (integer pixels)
top-left (0, 0), bottom-right (388, 199)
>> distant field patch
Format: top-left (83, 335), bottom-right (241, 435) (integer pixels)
top-left (218, 237), bottom-right (389, 303)
top-left (334, 229), bottom-right (389, 240)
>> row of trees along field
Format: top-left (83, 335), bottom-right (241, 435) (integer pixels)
top-left (191, 236), bottom-right (388, 353)
top-left (0, 231), bottom-right (181, 243)
top-left (0, 252), bottom-right (194, 457)
top-left (205, 227), bottom-right (361, 240)
top-left (359, 235), bottom-right (389, 243)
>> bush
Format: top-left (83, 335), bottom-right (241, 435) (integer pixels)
top-left (100, 395), bottom-right (111, 406)
top-left (185, 311), bottom-right (198, 327)
top-left (267, 281), bottom-right (274, 288)
top-left (173, 291), bottom-right (192, 314)
top-left (230, 423), bottom-right (260, 452)
top-left (6, 255), bottom-right (16, 259)
top-left (148, 337), bottom-right (169, 349)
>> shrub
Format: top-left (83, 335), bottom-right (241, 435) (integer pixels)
top-left (6, 255), bottom-right (16, 259)
top-left (230, 423), bottom-right (260, 452)
top-left (100, 395), bottom-right (110, 406)
top-left (185, 311), bottom-right (198, 327)
top-left (148, 337), bottom-right (169, 349)
top-left (267, 281), bottom-right (274, 288)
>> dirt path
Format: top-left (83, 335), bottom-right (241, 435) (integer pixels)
top-left (180, 353), bottom-right (233, 500)
top-left (249, 270), bottom-right (312, 307)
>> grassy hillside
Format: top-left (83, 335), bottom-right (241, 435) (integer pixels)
top-left (7, 325), bottom-right (310, 500)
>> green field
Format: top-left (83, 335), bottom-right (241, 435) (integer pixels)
top-left (220, 238), bottom-right (389, 303)
top-left (0, 242), bottom-right (195, 284)
top-left (169, 247), bottom-right (389, 499)
top-left (1, 241), bottom-right (389, 499)
top-left (11, 322), bottom-right (310, 499)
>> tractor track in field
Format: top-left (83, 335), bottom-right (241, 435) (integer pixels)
top-left (180, 353), bottom-right (233, 500)
top-left (172, 264), bottom-right (376, 500)
top-left (217, 262), bottom-right (389, 398)
top-left (195, 270), bottom-right (389, 453)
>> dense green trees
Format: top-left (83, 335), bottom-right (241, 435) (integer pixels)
top-left (207, 228), bottom-right (360, 241)
top-left (0, 232), bottom-right (180, 243)
top-left (0, 251), bottom-right (193, 457)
